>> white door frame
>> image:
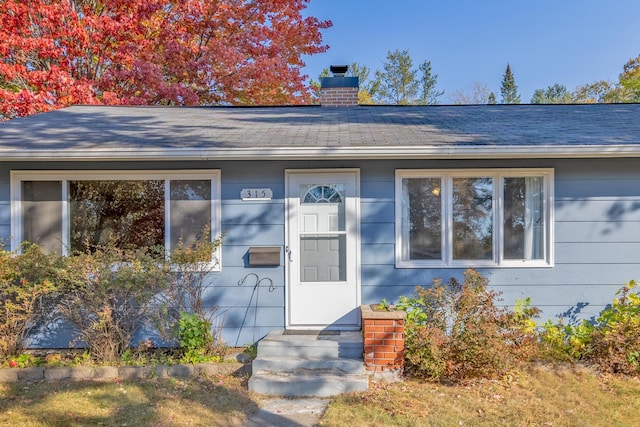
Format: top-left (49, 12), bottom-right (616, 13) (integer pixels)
top-left (284, 169), bottom-right (361, 329)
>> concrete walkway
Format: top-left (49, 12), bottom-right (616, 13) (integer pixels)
top-left (244, 397), bottom-right (330, 427)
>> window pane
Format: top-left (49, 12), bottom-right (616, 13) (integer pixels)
top-left (452, 177), bottom-right (493, 260)
top-left (301, 184), bottom-right (344, 205)
top-left (300, 234), bottom-right (346, 282)
top-left (69, 180), bottom-right (164, 253)
top-left (170, 180), bottom-right (212, 250)
top-left (300, 184), bottom-right (345, 232)
top-left (504, 177), bottom-right (544, 260)
top-left (22, 181), bottom-right (62, 254)
top-left (402, 178), bottom-right (442, 260)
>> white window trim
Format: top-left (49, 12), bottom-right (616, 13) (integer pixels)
top-left (395, 168), bottom-right (554, 269)
top-left (10, 170), bottom-right (222, 270)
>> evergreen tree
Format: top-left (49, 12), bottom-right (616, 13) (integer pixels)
top-left (370, 49), bottom-right (420, 105)
top-left (530, 84), bottom-right (574, 104)
top-left (308, 68), bottom-right (332, 103)
top-left (500, 64), bottom-right (521, 104)
top-left (488, 92), bottom-right (497, 104)
top-left (348, 63), bottom-right (370, 87)
top-left (370, 50), bottom-right (443, 105)
top-left (418, 60), bottom-right (444, 105)
top-left (318, 68), bottom-right (331, 78)
top-left (348, 62), bottom-right (374, 104)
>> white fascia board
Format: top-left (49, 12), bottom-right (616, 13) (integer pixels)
top-left (2, 144), bottom-right (640, 161)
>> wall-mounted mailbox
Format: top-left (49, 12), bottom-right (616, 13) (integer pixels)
top-left (248, 246), bottom-right (281, 266)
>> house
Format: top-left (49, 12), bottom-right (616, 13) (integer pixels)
top-left (2, 73), bottom-right (640, 348)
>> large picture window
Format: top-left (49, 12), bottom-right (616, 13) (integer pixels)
top-left (396, 169), bottom-right (553, 268)
top-left (11, 171), bottom-right (221, 267)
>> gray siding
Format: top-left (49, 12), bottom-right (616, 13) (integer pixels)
top-left (2, 158), bottom-right (640, 347)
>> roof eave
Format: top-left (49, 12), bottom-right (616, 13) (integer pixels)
top-left (2, 145), bottom-right (640, 161)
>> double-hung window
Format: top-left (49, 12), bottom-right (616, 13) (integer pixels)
top-left (11, 170), bottom-right (221, 268)
top-left (396, 169), bottom-right (553, 268)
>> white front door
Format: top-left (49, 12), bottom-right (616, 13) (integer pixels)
top-left (286, 170), bottom-right (360, 329)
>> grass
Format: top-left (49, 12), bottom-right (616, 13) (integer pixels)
top-left (320, 363), bottom-right (640, 427)
top-left (0, 374), bottom-right (256, 426)
top-left (1, 363), bottom-right (639, 426)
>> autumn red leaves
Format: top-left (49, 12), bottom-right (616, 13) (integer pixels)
top-left (0, 0), bottom-right (331, 119)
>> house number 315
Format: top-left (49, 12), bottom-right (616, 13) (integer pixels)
top-left (241, 188), bottom-right (273, 200)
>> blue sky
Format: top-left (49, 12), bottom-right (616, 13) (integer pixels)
top-left (302, 0), bottom-right (640, 103)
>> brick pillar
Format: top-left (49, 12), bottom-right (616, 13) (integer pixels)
top-left (361, 304), bottom-right (406, 375)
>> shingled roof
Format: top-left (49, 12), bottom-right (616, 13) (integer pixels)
top-left (1, 104), bottom-right (639, 161)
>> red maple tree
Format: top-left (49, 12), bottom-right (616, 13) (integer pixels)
top-left (0, 0), bottom-right (331, 119)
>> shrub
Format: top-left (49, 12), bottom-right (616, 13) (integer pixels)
top-left (587, 281), bottom-right (640, 375)
top-left (398, 269), bottom-right (540, 382)
top-left (402, 324), bottom-right (449, 381)
top-left (540, 280), bottom-right (640, 376)
top-left (0, 243), bottom-right (61, 359)
top-left (540, 319), bottom-right (594, 362)
top-left (177, 312), bottom-right (219, 364)
top-left (2, 233), bottom-right (227, 364)
top-left (505, 297), bottom-right (544, 361)
top-left (57, 245), bottom-right (171, 363)
top-left (154, 231), bottom-right (226, 359)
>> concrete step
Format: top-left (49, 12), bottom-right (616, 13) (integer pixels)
top-left (248, 372), bottom-right (369, 397)
top-left (248, 330), bottom-right (369, 397)
top-left (256, 330), bottom-right (363, 359)
top-left (252, 356), bottom-right (365, 376)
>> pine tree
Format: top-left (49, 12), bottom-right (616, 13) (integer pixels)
top-left (530, 84), bottom-right (574, 104)
top-left (418, 60), bottom-right (444, 105)
top-left (348, 63), bottom-right (374, 104)
top-left (370, 49), bottom-right (419, 105)
top-left (500, 64), bottom-right (521, 104)
top-left (488, 92), bottom-right (497, 104)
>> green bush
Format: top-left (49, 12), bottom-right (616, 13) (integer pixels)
top-left (540, 319), bottom-right (594, 361)
top-left (0, 243), bottom-right (62, 359)
top-left (177, 312), bottom-right (216, 364)
top-left (398, 269), bottom-right (540, 383)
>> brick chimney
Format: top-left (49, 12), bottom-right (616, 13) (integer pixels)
top-left (319, 65), bottom-right (359, 107)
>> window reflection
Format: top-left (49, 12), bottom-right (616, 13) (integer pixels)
top-left (452, 177), bottom-right (493, 260)
top-left (69, 180), bottom-right (165, 253)
top-left (402, 178), bottom-right (442, 260)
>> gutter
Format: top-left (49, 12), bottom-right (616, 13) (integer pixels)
top-left (2, 145), bottom-right (640, 161)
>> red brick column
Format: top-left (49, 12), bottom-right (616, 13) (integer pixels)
top-left (361, 304), bottom-right (406, 374)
